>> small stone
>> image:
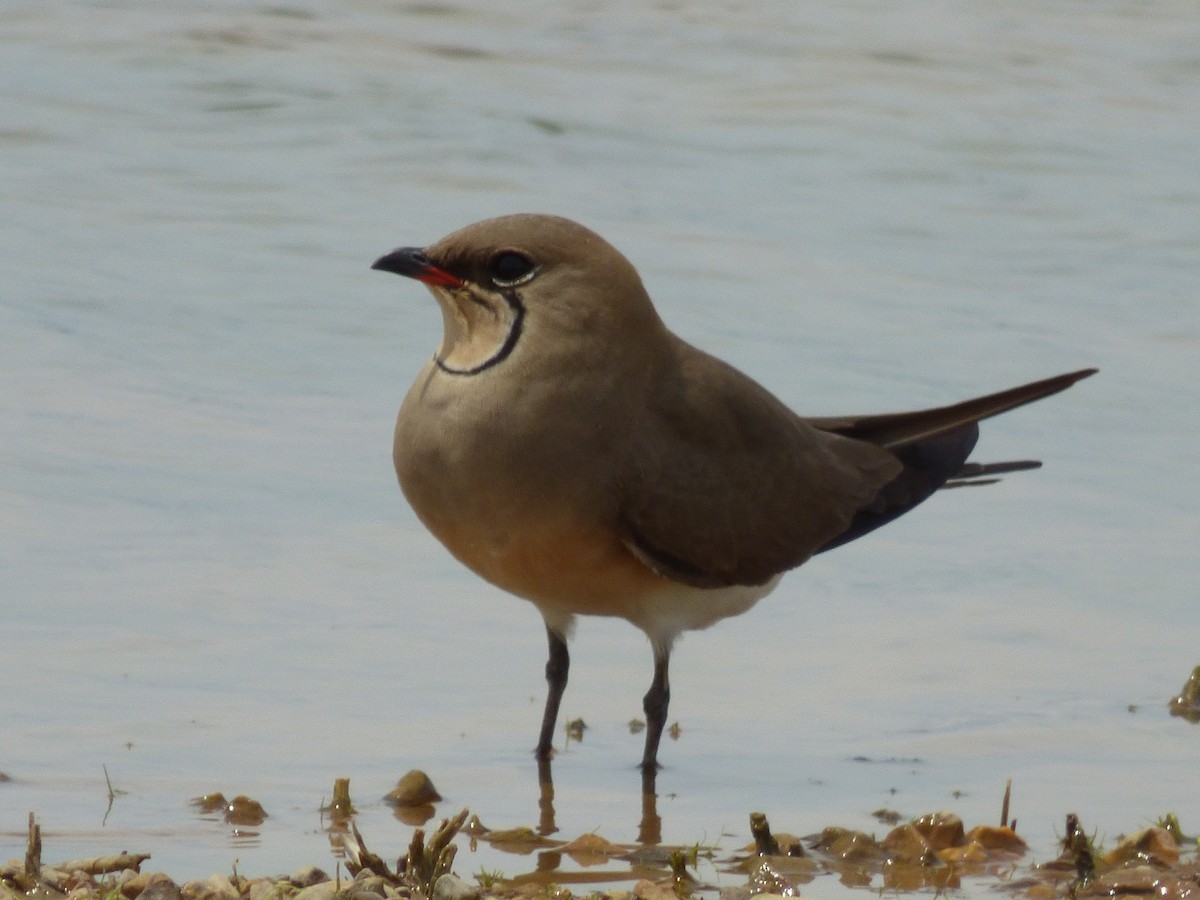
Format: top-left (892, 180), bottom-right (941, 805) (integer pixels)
top-left (882, 823), bottom-right (936, 865)
top-left (559, 833), bottom-right (624, 864)
top-left (910, 812), bottom-right (965, 850)
top-left (384, 770), bottom-right (441, 807)
top-left (288, 868), bottom-right (329, 889)
top-left (631, 880), bottom-right (679, 900)
top-left (224, 796), bottom-right (267, 826)
top-left (246, 881), bottom-right (290, 900)
top-left (39, 869), bottom-right (70, 891)
top-left (140, 879), bottom-right (183, 900)
top-left (812, 827), bottom-right (879, 863)
top-left (747, 859), bottom-right (797, 896)
top-left (348, 875), bottom-right (387, 897)
top-left (181, 875), bottom-right (238, 900)
top-left (129, 874), bottom-right (181, 900)
top-left (964, 825), bottom-right (1026, 853)
top-left (121, 872), bottom-right (152, 897)
top-left (1104, 826), bottom-right (1180, 866)
top-left (431, 874), bottom-right (478, 900)
top-left (1082, 864), bottom-right (1187, 897)
top-left (190, 794), bottom-right (228, 814)
top-left (1167, 665), bottom-right (1200, 722)
top-left (293, 883), bottom-right (338, 900)
top-left (937, 840), bottom-right (988, 865)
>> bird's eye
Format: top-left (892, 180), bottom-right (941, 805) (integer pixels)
top-left (489, 251), bottom-right (536, 287)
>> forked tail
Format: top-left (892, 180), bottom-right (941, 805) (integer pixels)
top-left (812, 368), bottom-right (1097, 553)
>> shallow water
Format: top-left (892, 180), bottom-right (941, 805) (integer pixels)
top-left (3, 2), bottom-right (1198, 894)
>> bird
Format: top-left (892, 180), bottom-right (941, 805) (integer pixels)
top-left (371, 213), bottom-right (1096, 774)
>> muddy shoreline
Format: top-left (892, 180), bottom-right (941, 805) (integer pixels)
top-left (6, 793), bottom-right (1198, 900)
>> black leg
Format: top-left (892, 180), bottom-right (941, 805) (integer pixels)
top-left (640, 646), bottom-right (670, 772)
top-left (536, 625), bottom-right (569, 760)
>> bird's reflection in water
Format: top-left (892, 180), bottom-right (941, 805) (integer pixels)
top-left (514, 756), bottom-right (665, 888)
top-left (535, 757), bottom-right (661, 843)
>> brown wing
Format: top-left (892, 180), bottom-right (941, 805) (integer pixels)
top-left (618, 358), bottom-right (1097, 587)
top-left (616, 340), bottom-right (902, 589)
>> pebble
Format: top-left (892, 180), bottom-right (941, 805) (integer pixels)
top-left (288, 867), bottom-right (330, 889)
top-left (246, 880), bottom-right (291, 900)
top-left (432, 873), bottom-right (479, 900)
top-left (292, 880), bottom-right (339, 900)
top-left (630, 879), bottom-right (677, 900)
top-left (964, 825), bottom-right (1027, 852)
top-left (1104, 826), bottom-right (1180, 866)
top-left (910, 812), bottom-right (965, 850)
top-left (348, 875), bottom-right (388, 897)
top-left (181, 874), bottom-right (238, 900)
top-left (223, 796), bottom-right (267, 827)
top-left (880, 823), bottom-right (937, 864)
top-left (385, 770), bottom-right (442, 807)
top-left (130, 874), bottom-right (182, 900)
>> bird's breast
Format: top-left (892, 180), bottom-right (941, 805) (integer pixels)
top-left (393, 362), bottom-right (641, 598)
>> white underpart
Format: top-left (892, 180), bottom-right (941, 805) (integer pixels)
top-left (538, 574), bottom-right (784, 658)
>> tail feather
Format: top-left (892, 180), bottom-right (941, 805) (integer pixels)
top-left (806, 368), bottom-right (1097, 449)
top-left (813, 368), bottom-right (1096, 554)
top-left (944, 458), bottom-right (1042, 488)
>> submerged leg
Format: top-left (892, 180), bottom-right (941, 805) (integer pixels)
top-left (640, 646), bottom-right (671, 772)
top-left (536, 625), bottom-right (569, 760)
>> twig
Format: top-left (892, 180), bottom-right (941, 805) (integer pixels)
top-left (749, 812), bottom-right (781, 856)
top-left (399, 808), bottom-right (470, 894)
top-left (25, 813), bottom-right (41, 880)
top-left (55, 853), bottom-right (151, 875)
